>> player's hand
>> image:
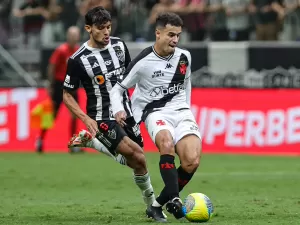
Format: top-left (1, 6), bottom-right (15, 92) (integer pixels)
top-left (115, 111), bottom-right (127, 127)
top-left (83, 117), bottom-right (98, 137)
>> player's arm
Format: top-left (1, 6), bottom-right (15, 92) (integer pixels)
top-left (185, 52), bottom-right (192, 107)
top-left (62, 58), bottom-right (98, 135)
top-left (110, 58), bottom-right (143, 125)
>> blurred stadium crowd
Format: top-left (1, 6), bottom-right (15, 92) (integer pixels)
top-left (1, 0), bottom-right (300, 50)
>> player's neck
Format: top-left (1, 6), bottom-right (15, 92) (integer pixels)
top-left (153, 43), bottom-right (170, 58)
top-left (88, 39), bottom-right (107, 49)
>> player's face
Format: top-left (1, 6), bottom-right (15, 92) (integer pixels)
top-left (85, 21), bottom-right (112, 47)
top-left (156, 24), bottom-right (182, 55)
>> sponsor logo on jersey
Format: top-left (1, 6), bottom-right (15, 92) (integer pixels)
top-left (105, 60), bottom-right (112, 66)
top-left (106, 67), bottom-right (125, 79)
top-left (165, 63), bottom-right (173, 69)
top-left (63, 83), bottom-right (74, 88)
top-left (94, 75), bottom-right (105, 85)
top-left (92, 62), bottom-right (100, 69)
top-left (64, 75), bottom-right (74, 88)
top-left (152, 70), bottom-right (164, 78)
top-left (149, 83), bottom-right (185, 97)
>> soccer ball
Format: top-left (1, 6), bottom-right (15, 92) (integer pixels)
top-left (182, 193), bottom-right (214, 223)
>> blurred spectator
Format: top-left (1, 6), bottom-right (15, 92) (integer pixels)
top-left (59, 0), bottom-right (81, 31)
top-left (0, 0), bottom-right (13, 48)
top-left (78, 0), bottom-right (118, 41)
top-left (37, 26), bottom-right (81, 153)
top-left (13, 0), bottom-right (48, 48)
top-left (116, 0), bottom-right (148, 41)
top-left (223, 0), bottom-right (250, 41)
top-left (249, 0), bottom-right (282, 40)
top-left (206, 0), bottom-right (229, 41)
top-left (148, 0), bottom-right (176, 41)
top-left (175, 0), bottom-right (207, 41)
top-left (280, 0), bottom-right (300, 40)
top-left (40, 0), bottom-right (64, 45)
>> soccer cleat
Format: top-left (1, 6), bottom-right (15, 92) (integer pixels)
top-left (146, 206), bottom-right (167, 223)
top-left (166, 197), bottom-right (185, 219)
top-left (68, 130), bottom-right (93, 148)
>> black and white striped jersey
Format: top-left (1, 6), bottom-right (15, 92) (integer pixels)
top-left (110, 46), bottom-right (192, 123)
top-left (63, 37), bottom-right (133, 121)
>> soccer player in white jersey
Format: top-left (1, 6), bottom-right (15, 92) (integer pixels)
top-left (110, 12), bottom-right (202, 222)
top-left (63, 6), bottom-right (160, 218)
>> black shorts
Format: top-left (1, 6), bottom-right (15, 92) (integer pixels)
top-left (52, 80), bottom-right (78, 117)
top-left (96, 117), bottom-right (143, 155)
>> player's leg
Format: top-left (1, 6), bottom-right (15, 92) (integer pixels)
top-left (97, 120), bottom-right (166, 222)
top-left (68, 129), bottom-right (127, 165)
top-left (174, 110), bottom-right (202, 192)
top-left (145, 112), bottom-right (182, 220)
top-left (122, 118), bottom-right (156, 208)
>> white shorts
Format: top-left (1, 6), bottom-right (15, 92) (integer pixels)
top-left (145, 109), bottom-right (201, 145)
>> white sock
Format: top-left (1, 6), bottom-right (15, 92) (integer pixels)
top-left (133, 173), bottom-right (155, 207)
top-left (152, 200), bottom-right (162, 207)
top-left (87, 138), bottom-right (127, 165)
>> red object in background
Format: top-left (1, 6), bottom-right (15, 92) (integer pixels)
top-left (49, 43), bottom-right (80, 81)
top-left (1, 88), bottom-right (300, 155)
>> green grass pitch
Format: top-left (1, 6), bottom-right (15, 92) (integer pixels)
top-left (0, 152), bottom-right (300, 225)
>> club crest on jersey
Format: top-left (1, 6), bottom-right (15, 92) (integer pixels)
top-left (179, 60), bottom-right (187, 75)
top-left (94, 75), bottom-right (105, 85)
top-left (114, 46), bottom-right (125, 63)
top-left (108, 129), bottom-right (116, 139)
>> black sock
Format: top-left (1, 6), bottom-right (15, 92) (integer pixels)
top-left (156, 154), bottom-right (179, 206)
top-left (177, 166), bottom-right (195, 192)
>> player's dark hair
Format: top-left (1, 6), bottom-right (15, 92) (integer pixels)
top-left (155, 12), bottom-right (183, 28)
top-left (85, 6), bottom-right (111, 26)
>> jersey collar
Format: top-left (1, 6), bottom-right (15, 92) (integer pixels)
top-left (84, 40), bottom-right (111, 52)
top-left (152, 46), bottom-right (174, 61)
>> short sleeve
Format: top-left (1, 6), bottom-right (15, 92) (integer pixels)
top-left (63, 58), bottom-right (82, 91)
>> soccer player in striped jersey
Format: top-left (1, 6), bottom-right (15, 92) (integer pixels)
top-left (62, 6), bottom-right (159, 216)
top-left (110, 12), bottom-right (202, 222)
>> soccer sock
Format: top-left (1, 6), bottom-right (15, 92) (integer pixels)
top-left (133, 172), bottom-right (155, 207)
top-left (87, 138), bottom-right (127, 166)
top-left (177, 166), bottom-right (195, 192)
top-left (155, 154), bottom-right (179, 206)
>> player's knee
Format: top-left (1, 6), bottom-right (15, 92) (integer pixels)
top-left (155, 131), bottom-right (175, 154)
top-left (181, 149), bottom-right (201, 173)
top-left (182, 157), bottom-right (200, 173)
top-left (118, 137), bottom-right (147, 171)
top-left (158, 138), bottom-right (175, 155)
top-left (133, 150), bottom-right (147, 169)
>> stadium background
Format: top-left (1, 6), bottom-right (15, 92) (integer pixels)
top-left (1, 1), bottom-right (300, 225)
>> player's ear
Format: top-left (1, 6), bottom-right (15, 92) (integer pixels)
top-left (155, 28), bottom-right (161, 39)
top-left (84, 25), bottom-right (92, 34)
